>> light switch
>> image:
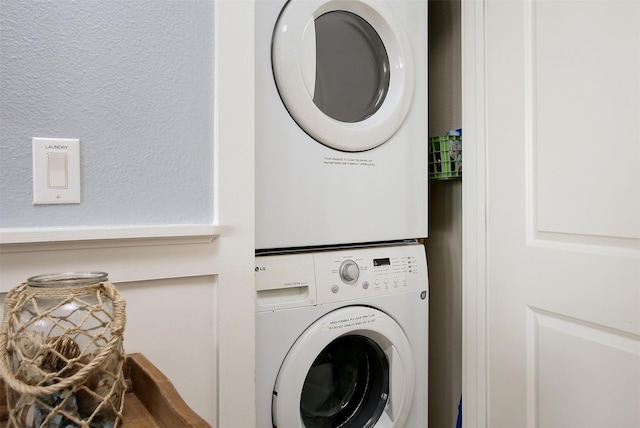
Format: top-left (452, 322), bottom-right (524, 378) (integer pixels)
top-left (47, 153), bottom-right (68, 188)
top-left (33, 138), bottom-right (81, 204)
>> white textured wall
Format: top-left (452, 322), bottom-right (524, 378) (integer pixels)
top-left (0, 0), bottom-right (215, 228)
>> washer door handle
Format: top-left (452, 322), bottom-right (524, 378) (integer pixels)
top-left (386, 344), bottom-right (413, 423)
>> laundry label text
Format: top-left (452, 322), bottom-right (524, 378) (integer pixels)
top-left (323, 156), bottom-right (375, 167)
top-left (326, 313), bottom-right (377, 331)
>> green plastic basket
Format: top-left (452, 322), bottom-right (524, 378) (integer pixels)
top-left (429, 135), bottom-right (462, 180)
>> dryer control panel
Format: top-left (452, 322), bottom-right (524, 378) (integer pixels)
top-left (255, 243), bottom-right (428, 311)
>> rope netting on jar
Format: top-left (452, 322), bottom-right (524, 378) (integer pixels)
top-left (0, 281), bottom-right (126, 428)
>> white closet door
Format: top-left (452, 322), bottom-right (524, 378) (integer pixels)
top-left (464, 0), bottom-right (640, 426)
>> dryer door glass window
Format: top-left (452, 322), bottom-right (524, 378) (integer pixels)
top-left (313, 11), bottom-right (390, 123)
top-left (300, 335), bottom-right (389, 428)
top-left (272, 0), bottom-right (415, 152)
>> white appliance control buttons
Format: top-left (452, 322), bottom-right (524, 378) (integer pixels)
top-left (339, 260), bottom-right (360, 284)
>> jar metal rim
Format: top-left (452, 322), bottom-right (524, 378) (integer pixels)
top-left (27, 271), bottom-right (109, 287)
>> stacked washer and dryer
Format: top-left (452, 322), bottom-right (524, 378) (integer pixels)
top-left (255, 1), bottom-right (429, 427)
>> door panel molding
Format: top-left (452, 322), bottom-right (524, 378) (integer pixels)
top-left (527, 306), bottom-right (640, 428)
top-left (464, 1), bottom-right (640, 427)
top-left (524, 0), bottom-right (640, 257)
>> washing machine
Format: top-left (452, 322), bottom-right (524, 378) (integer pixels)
top-left (255, 0), bottom-right (428, 250)
top-left (255, 242), bottom-right (428, 427)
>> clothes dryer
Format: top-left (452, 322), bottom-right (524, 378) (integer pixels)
top-left (255, 243), bottom-right (429, 427)
top-left (256, 0), bottom-right (428, 250)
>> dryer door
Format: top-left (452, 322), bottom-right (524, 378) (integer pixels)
top-left (272, 0), bottom-right (414, 152)
top-left (272, 306), bottom-right (415, 427)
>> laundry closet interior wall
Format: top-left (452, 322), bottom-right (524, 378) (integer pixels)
top-left (426, 0), bottom-right (462, 427)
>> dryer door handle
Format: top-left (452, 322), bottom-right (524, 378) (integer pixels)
top-left (300, 15), bottom-right (317, 99)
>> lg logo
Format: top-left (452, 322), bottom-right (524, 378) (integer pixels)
top-left (255, 266), bottom-right (266, 272)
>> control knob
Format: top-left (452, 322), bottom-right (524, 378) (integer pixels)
top-left (339, 260), bottom-right (360, 284)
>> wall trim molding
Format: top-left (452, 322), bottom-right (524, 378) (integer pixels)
top-left (0, 224), bottom-right (219, 248)
top-left (0, 224), bottom-right (222, 292)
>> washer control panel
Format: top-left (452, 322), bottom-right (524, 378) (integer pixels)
top-left (255, 243), bottom-right (428, 311)
top-left (314, 243), bottom-right (428, 305)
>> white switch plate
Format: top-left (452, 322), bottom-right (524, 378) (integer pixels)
top-left (33, 138), bottom-right (81, 204)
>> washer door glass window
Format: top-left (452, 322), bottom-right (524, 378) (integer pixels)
top-left (272, 306), bottom-right (415, 428)
top-left (300, 335), bottom-right (389, 428)
top-left (272, 0), bottom-right (415, 152)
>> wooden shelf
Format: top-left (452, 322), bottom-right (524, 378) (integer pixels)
top-left (0, 353), bottom-right (211, 428)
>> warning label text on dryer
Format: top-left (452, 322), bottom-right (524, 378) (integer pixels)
top-left (323, 157), bottom-right (375, 167)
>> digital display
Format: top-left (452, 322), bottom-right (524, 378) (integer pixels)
top-left (373, 258), bottom-right (391, 267)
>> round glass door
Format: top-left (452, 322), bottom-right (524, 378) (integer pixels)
top-left (272, 0), bottom-right (414, 152)
top-left (312, 11), bottom-right (390, 124)
top-left (272, 307), bottom-right (415, 428)
top-left (300, 335), bottom-right (389, 428)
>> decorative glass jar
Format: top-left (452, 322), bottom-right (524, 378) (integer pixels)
top-left (0, 272), bottom-right (126, 428)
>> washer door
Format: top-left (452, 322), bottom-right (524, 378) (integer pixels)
top-left (272, 306), bottom-right (415, 427)
top-left (272, 0), bottom-right (415, 152)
